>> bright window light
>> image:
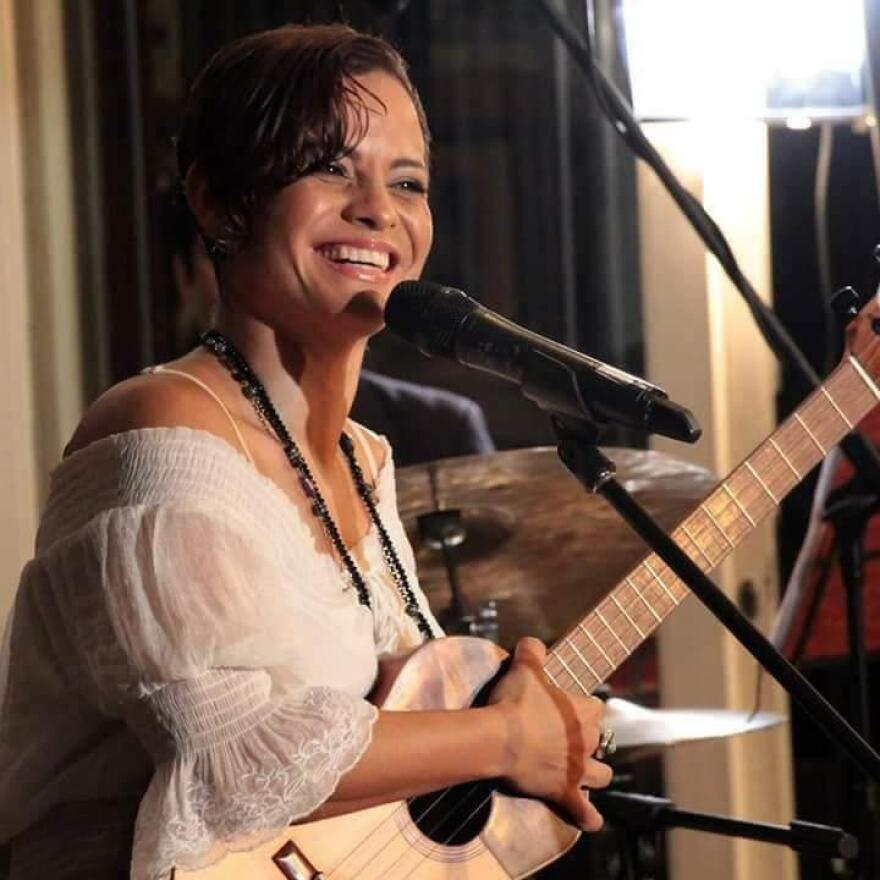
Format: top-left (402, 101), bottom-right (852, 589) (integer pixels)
top-left (622, 0), bottom-right (868, 121)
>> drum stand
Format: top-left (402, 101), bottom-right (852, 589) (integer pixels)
top-left (417, 509), bottom-right (500, 642)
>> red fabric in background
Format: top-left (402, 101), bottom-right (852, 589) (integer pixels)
top-left (785, 408), bottom-right (880, 661)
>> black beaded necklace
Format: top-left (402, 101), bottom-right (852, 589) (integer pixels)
top-left (200, 329), bottom-right (435, 640)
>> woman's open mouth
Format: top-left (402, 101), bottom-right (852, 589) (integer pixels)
top-left (315, 242), bottom-right (399, 280)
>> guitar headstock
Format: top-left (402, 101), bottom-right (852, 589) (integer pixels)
top-left (844, 283), bottom-right (880, 380)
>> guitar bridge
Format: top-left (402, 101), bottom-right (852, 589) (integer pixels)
top-left (272, 840), bottom-right (323, 879)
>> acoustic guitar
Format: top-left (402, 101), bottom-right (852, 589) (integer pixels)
top-left (176, 293), bottom-right (880, 879)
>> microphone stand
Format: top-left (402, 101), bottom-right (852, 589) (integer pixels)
top-left (548, 417), bottom-right (880, 856)
top-left (527, 1), bottom-right (880, 868)
top-left (591, 790), bottom-right (858, 880)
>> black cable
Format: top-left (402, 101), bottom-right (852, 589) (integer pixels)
top-left (532, 0), bottom-right (880, 498)
top-left (791, 547), bottom-right (838, 666)
top-left (533, 0), bottom-right (822, 389)
top-left (814, 123), bottom-right (839, 373)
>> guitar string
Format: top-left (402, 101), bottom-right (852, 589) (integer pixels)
top-left (391, 785), bottom-right (502, 880)
top-left (325, 786), bottom-right (459, 877)
top-left (362, 783), bottom-right (493, 880)
top-left (322, 466), bottom-right (816, 877)
top-left (321, 451), bottom-right (821, 876)
top-left (323, 359), bottom-right (873, 876)
top-left (326, 541), bottom-right (693, 879)
top-left (394, 355), bottom-right (880, 878)
top-left (392, 383), bottom-right (869, 878)
top-left (323, 477), bottom-right (794, 877)
top-left (322, 483), bottom-right (753, 878)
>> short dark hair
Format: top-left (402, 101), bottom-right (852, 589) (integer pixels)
top-left (176, 24), bottom-right (430, 258)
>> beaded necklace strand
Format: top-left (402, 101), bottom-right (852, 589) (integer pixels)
top-left (200, 329), bottom-right (435, 640)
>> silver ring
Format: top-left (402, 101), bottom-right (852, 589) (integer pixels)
top-left (595, 727), bottom-right (616, 760)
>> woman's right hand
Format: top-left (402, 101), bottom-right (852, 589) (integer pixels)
top-left (487, 637), bottom-right (613, 831)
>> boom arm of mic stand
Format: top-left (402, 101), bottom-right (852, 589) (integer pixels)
top-left (591, 792), bottom-right (859, 860)
top-left (552, 421), bottom-right (880, 786)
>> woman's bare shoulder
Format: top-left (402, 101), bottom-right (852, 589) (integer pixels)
top-left (64, 369), bottom-right (242, 458)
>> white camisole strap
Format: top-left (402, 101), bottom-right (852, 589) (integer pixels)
top-left (146, 365), bottom-right (258, 466)
top-left (347, 421), bottom-right (381, 486)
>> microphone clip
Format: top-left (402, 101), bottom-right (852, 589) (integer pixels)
top-left (522, 349), bottom-right (701, 444)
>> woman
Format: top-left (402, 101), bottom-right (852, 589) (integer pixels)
top-left (0, 24), bottom-right (610, 879)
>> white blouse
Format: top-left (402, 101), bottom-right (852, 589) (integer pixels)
top-left (0, 427), bottom-right (441, 880)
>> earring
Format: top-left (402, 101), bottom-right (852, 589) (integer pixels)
top-left (206, 237), bottom-right (228, 259)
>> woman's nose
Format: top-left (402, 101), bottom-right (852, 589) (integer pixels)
top-left (342, 180), bottom-right (396, 230)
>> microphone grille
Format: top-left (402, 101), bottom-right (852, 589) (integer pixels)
top-left (385, 281), bottom-right (477, 357)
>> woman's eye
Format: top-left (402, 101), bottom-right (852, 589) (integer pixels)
top-left (319, 161), bottom-right (348, 178)
top-left (394, 179), bottom-right (429, 195)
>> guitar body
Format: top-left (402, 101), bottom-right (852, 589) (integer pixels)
top-left (175, 636), bottom-right (580, 880)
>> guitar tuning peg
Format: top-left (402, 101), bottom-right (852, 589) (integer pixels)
top-left (830, 286), bottom-right (862, 321)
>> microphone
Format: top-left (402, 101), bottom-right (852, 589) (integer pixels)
top-left (385, 281), bottom-right (701, 443)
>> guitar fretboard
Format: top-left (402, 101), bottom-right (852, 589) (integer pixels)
top-left (544, 354), bottom-right (880, 693)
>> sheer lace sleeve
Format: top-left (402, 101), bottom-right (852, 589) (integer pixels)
top-left (42, 492), bottom-right (379, 880)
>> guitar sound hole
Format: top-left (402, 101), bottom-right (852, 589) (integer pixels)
top-left (406, 780), bottom-right (495, 846)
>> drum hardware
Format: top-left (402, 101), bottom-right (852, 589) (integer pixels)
top-left (417, 509), bottom-right (500, 642)
top-left (398, 446), bottom-right (717, 648)
top-left (603, 696), bottom-right (786, 757)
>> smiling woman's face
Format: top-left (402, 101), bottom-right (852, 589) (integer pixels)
top-left (227, 69), bottom-right (433, 345)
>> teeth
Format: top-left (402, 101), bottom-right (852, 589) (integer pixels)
top-left (319, 244), bottom-right (390, 271)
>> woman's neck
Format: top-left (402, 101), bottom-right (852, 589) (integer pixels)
top-left (212, 309), bottom-right (366, 467)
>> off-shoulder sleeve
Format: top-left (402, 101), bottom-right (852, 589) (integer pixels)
top-left (40, 498), bottom-right (379, 880)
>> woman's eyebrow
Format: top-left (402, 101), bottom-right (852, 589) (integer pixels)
top-left (390, 158), bottom-right (429, 173)
top-left (348, 148), bottom-right (428, 173)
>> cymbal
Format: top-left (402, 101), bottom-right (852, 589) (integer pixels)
top-left (604, 697), bottom-right (787, 753)
top-left (397, 446), bottom-right (717, 647)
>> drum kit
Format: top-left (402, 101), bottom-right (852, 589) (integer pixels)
top-left (397, 444), bottom-right (786, 754)
top-left (397, 446), bottom-right (788, 876)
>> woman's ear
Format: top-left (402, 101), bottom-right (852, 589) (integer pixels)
top-left (183, 164), bottom-right (221, 241)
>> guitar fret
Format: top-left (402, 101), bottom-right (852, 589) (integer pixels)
top-left (702, 505), bottom-right (734, 549)
top-left (643, 558), bottom-right (679, 604)
top-left (626, 577), bottom-right (662, 623)
top-left (721, 483), bottom-right (756, 527)
top-left (569, 623), bottom-right (617, 669)
top-left (831, 364), bottom-right (879, 423)
top-left (565, 624), bottom-right (615, 681)
top-left (793, 413), bottom-right (826, 455)
top-left (769, 438), bottom-right (801, 478)
top-left (595, 607), bottom-right (632, 655)
top-left (848, 355), bottom-right (880, 400)
top-left (680, 522), bottom-right (714, 567)
top-left (820, 386), bottom-right (854, 428)
top-left (539, 350), bottom-right (880, 733)
top-left (554, 648), bottom-right (590, 693)
top-left (745, 460), bottom-right (779, 503)
top-left (729, 467), bottom-right (775, 521)
top-left (611, 593), bottom-right (645, 638)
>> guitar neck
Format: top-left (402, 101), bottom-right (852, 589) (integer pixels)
top-left (544, 354), bottom-right (880, 694)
